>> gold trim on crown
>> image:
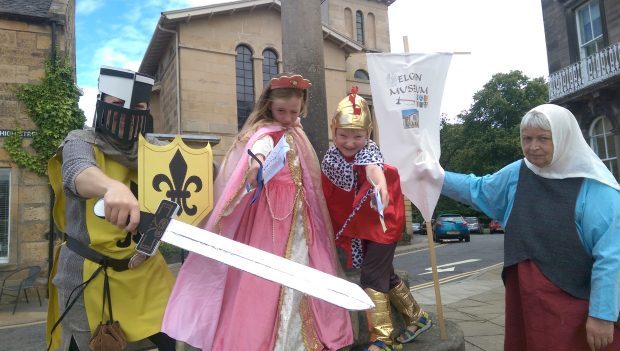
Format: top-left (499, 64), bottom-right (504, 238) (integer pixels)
top-left (270, 75), bottom-right (312, 90)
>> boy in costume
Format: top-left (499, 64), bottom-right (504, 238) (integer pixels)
top-left (47, 66), bottom-right (176, 350)
top-left (321, 89), bottom-right (431, 351)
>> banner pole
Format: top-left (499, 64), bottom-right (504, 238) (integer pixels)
top-left (424, 222), bottom-right (447, 339)
top-left (399, 34), bottom-right (448, 340)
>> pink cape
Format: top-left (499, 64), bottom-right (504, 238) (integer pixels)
top-left (162, 125), bottom-right (353, 350)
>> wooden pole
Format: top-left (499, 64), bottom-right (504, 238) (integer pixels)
top-left (424, 223), bottom-right (447, 339)
top-left (402, 34), bottom-right (447, 340)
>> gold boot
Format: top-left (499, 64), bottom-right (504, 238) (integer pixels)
top-left (389, 280), bottom-right (431, 343)
top-left (364, 288), bottom-right (394, 346)
top-left (388, 280), bottom-right (422, 327)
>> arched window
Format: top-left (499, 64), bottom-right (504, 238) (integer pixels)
top-left (236, 45), bottom-right (254, 130)
top-left (262, 49), bottom-right (279, 87)
top-left (367, 12), bottom-right (376, 48)
top-left (589, 116), bottom-right (618, 179)
top-left (344, 8), bottom-right (353, 38)
top-left (354, 69), bottom-right (369, 81)
top-left (356, 10), bottom-right (364, 45)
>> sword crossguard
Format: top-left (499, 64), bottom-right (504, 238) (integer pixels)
top-left (136, 200), bottom-right (180, 256)
top-left (93, 199), bottom-right (180, 257)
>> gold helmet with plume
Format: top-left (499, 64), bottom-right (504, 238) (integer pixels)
top-left (331, 86), bottom-right (373, 135)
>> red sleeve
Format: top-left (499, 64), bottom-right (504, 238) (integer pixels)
top-left (347, 164), bottom-right (404, 244)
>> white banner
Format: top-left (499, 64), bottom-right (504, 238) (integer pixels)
top-left (367, 53), bottom-right (452, 221)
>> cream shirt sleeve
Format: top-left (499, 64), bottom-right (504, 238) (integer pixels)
top-left (248, 135), bottom-right (274, 165)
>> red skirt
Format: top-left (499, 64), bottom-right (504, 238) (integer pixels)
top-left (504, 260), bottom-right (620, 351)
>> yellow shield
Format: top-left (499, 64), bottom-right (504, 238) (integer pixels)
top-left (138, 134), bottom-right (213, 225)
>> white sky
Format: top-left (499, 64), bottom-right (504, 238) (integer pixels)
top-left (388, 0), bottom-right (549, 119)
top-left (78, 0), bottom-right (549, 124)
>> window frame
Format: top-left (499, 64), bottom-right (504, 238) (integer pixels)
top-left (589, 116), bottom-right (618, 180)
top-left (575, 0), bottom-right (604, 59)
top-left (235, 44), bottom-right (255, 130)
top-left (0, 168), bottom-right (10, 264)
top-left (354, 69), bottom-right (369, 81)
top-left (356, 10), bottom-right (364, 45)
top-left (262, 48), bottom-right (279, 88)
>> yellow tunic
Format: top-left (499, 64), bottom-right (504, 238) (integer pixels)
top-left (47, 146), bottom-right (175, 347)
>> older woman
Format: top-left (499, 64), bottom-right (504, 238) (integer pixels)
top-left (441, 104), bottom-right (620, 351)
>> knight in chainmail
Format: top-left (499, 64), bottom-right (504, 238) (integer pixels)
top-left (47, 66), bottom-right (176, 351)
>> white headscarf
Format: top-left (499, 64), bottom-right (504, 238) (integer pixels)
top-left (521, 104), bottom-right (620, 191)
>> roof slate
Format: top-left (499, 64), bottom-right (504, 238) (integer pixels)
top-left (0, 0), bottom-right (53, 19)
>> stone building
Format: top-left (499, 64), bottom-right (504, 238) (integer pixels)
top-left (139, 0), bottom-right (414, 234)
top-left (542, 0), bottom-right (620, 179)
top-left (0, 0), bottom-right (76, 270)
top-left (140, 0), bottom-right (392, 155)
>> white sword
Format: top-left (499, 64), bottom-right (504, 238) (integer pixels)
top-left (94, 199), bottom-right (374, 311)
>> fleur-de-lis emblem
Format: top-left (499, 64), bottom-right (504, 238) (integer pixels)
top-left (152, 150), bottom-right (202, 216)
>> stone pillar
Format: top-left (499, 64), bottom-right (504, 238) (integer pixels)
top-left (404, 197), bottom-right (413, 238)
top-left (281, 0), bottom-right (329, 159)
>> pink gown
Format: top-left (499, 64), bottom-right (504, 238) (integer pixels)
top-left (162, 125), bottom-right (353, 351)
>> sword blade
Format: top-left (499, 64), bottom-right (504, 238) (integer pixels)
top-left (162, 219), bottom-right (374, 311)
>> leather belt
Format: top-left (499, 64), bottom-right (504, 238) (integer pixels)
top-left (65, 235), bottom-right (132, 272)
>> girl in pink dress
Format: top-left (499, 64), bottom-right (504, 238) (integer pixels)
top-left (162, 73), bottom-right (353, 351)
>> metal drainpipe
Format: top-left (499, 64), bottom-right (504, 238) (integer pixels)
top-left (157, 23), bottom-right (184, 262)
top-left (157, 24), bottom-right (181, 134)
top-left (48, 20), bottom-right (58, 282)
top-left (50, 20), bottom-right (57, 63)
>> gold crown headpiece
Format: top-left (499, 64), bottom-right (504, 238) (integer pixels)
top-left (270, 75), bottom-right (312, 90)
top-left (332, 86), bottom-right (372, 134)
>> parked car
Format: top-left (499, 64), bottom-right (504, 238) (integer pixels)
top-left (464, 217), bottom-right (481, 234)
top-left (421, 220), bottom-right (434, 232)
top-left (433, 213), bottom-right (470, 242)
top-left (412, 222), bottom-right (422, 234)
top-left (489, 219), bottom-right (504, 233)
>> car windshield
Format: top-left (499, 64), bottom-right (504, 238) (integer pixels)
top-left (464, 217), bottom-right (478, 223)
top-left (440, 216), bottom-right (465, 223)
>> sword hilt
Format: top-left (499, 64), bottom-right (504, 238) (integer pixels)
top-left (136, 200), bottom-right (179, 256)
top-left (93, 199), bottom-right (180, 256)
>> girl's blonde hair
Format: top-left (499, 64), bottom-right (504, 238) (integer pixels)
top-left (237, 72), bottom-right (309, 141)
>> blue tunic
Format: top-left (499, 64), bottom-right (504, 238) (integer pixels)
top-left (442, 160), bottom-right (620, 322)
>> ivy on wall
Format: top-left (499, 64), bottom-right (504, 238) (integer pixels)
top-left (4, 55), bottom-right (85, 176)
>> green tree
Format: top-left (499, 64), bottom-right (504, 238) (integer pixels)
top-left (411, 70), bottom-right (549, 223)
top-left (5, 55), bottom-right (85, 176)
top-left (447, 70), bottom-right (548, 174)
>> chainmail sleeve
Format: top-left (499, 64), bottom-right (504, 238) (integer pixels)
top-left (61, 138), bottom-right (98, 197)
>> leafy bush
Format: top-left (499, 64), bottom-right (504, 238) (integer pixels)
top-left (5, 54), bottom-right (85, 176)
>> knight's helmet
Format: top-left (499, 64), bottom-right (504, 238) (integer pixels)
top-left (331, 86), bottom-right (373, 135)
top-left (93, 66), bottom-right (154, 145)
